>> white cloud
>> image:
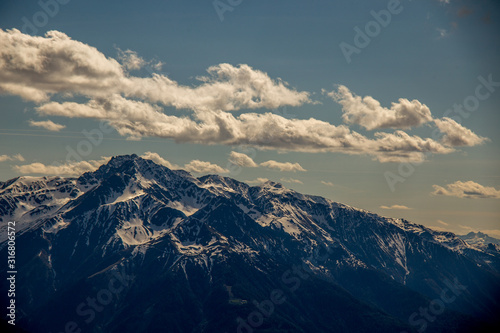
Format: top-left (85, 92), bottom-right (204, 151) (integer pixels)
top-left (0, 154), bottom-right (25, 162)
top-left (245, 178), bottom-right (269, 185)
top-left (117, 49), bottom-right (145, 71)
top-left (0, 29), bottom-right (310, 110)
top-left (37, 95), bottom-right (455, 163)
top-left (183, 160), bottom-right (229, 174)
top-left (228, 151), bottom-right (258, 167)
top-left (280, 177), bottom-right (303, 184)
top-left (140, 152), bottom-right (179, 169)
top-left (260, 160), bottom-right (307, 172)
top-left (12, 153), bottom-right (229, 177)
top-left (321, 181), bottom-right (335, 187)
top-left (432, 181), bottom-right (500, 199)
top-left (327, 85), bottom-right (433, 130)
top-left (28, 119), bottom-right (66, 132)
top-left (0, 29), bottom-right (124, 103)
top-left (380, 205), bottom-right (412, 210)
top-left (434, 117), bottom-right (488, 147)
top-left (0, 29), bottom-right (487, 164)
top-left (13, 156), bottom-right (111, 176)
top-left (140, 152), bottom-right (228, 174)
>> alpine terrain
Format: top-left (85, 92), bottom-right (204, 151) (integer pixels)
top-left (1, 154), bottom-right (499, 333)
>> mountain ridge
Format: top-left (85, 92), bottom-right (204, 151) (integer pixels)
top-left (1, 154), bottom-right (499, 333)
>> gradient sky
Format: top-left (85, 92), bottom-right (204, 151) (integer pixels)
top-left (0, 0), bottom-right (499, 237)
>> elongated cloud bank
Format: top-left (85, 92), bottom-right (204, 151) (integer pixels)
top-left (432, 181), bottom-right (500, 199)
top-left (0, 154), bottom-right (25, 163)
top-left (29, 119), bottom-right (66, 131)
top-left (0, 29), bottom-right (310, 110)
top-left (0, 29), bottom-right (488, 163)
top-left (13, 157), bottom-right (112, 175)
top-left (380, 205), bottom-right (412, 210)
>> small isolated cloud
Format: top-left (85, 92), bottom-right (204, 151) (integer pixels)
top-left (432, 181), bottom-right (500, 199)
top-left (280, 177), bottom-right (303, 184)
top-left (327, 85), bottom-right (433, 130)
top-left (434, 117), bottom-right (487, 147)
top-left (140, 151), bottom-right (179, 169)
top-left (260, 160), bottom-right (306, 172)
top-left (13, 156), bottom-right (111, 176)
top-left (436, 28), bottom-right (450, 39)
top-left (0, 154), bottom-right (25, 162)
top-left (380, 204), bottom-right (412, 210)
top-left (183, 160), bottom-right (229, 174)
top-left (321, 181), bottom-right (335, 187)
top-left (117, 49), bottom-right (146, 71)
top-left (437, 219), bottom-right (449, 226)
top-left (228, 151), bottom-right (258, 167)
top-left (29, 119), bottom-right (66, 132)
top-left (245, 178), bottom-right (269, 185)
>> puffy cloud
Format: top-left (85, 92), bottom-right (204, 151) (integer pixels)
top-left (28, 119), bottom-right (66, 131)
top-left (128, 63), bottom-right (311, 112)
top-left (0, 29), bottom-right (486, 164)
top-left (260, 160), bottom-right (307, 172)
top-left (328, 85), bottom-right (433, 130)
top-left (228, 151), bottom-right (258, 167)
top-left (13, 153), bottom-right (229, 177)
top-left (0, 29), bottom-right (310, 110)
top-left (36, 94), bottom-right (454, 163)
top-left (280, 178), bottom-right (303, 184)
top-left (432, 181), bottom-right (500, 199)
top-left (183, 160), bottom-right (229, 174)
top-left (433, 117), bottom-right (488, 147)
top-left (13, 156), bottom-right (111, 176)
top-left (321, 181), bottom-right (335, 187)
top-left (140, 152), bottom-right (179, 169)
top-left (0, 154), bottom-right (25, 162)
top-left (140, 152), bottom-right (228, 174)
top-left (0, 29), bottom-right (124, 102)
top-left (117, 49), bottom-right (145, 71)
top-left (380, 205), bottom-right (412, 210)
top-left (370, 130), bottom-right (454, 163)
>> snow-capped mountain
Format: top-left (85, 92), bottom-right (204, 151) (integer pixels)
top-left (459, 231), bottom-right (500, 248)
top-left (1, 155), bottom-right (499, 333)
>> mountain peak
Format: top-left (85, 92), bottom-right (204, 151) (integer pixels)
top-left (2, 154), bottom-right (500, 332)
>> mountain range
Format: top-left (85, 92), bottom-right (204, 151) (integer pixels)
top-left (1, 154), bottom-right (499, 333)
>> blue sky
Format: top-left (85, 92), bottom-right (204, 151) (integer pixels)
top-left (0, 0), bottom-right (499, 236)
